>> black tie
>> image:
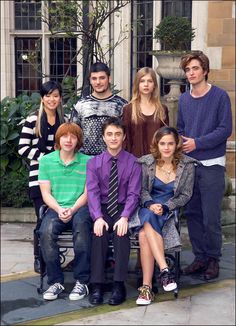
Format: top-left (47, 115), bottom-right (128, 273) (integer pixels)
top-left (107, 158), bottom-right (119, 217)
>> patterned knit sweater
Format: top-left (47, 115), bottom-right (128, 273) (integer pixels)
top-left (71, 94), bottom-right (127, 155)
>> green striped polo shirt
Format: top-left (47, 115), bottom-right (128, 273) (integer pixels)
top-left (38, 150), bottom-right (91, 208)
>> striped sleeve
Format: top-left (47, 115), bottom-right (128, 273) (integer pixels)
top-left (18, 114), bottom-right (44, 161)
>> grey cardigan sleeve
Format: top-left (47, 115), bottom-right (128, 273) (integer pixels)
top-left (140, 163), bottom-right (153, 206)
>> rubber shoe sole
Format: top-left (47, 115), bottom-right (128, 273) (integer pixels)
top-left (136, 297), bottom-right (151, 305)
top-left (69, 284), bottom-right (89, 301)
top-left (43, 293), bottom-right (59, 300)
top-left (163, 282), bottom-right (177, 292)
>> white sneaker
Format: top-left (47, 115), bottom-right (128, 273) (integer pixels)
top-left (43, 283), bottom-right (65, 300)
top-left (136, 285), bottom-right (154, 305)
top-left (160, 269), bottom-right (177, 291)
top-left (69, 280), bottom-right (89, 300)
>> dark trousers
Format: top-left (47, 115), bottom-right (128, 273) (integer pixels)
top-left (33, 196), bottom-right (45, 256)
top-left (39, 205), bottom-right (92, 285)
top-left (90, 204), bottom-right (130, 284)
top-left (185, 164), bottom-right (225, 262)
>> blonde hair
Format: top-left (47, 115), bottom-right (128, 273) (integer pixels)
top-left (130, 67), bottom-right (167, 124)
top-left (35, 101), bottom-right (64, 137)
top-left (35, 81), bottom-right (64, 137)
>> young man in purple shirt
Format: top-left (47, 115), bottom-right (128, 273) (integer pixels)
top-left (177, 52), bottom-right (232, 280)
top-left (86, 117), bottom-right (141, 306)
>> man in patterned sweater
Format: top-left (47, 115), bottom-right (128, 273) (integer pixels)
top-left (71, 62), bottom-right (127, 156)
top-left (70, 62), bottom-right (127, 271)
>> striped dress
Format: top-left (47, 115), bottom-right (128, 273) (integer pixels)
top-left (18, 112), bottom-right (59, 199)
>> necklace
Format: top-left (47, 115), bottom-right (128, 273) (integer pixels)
top-left (158, 166), bottom-right (173, 180)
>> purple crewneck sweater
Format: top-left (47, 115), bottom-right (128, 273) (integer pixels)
top-left (177, 85), bottom-right (232, 160)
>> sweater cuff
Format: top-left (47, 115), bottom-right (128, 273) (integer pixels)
top-left (162, 204), bottom-right (169, 214)
top-left (144, 200), bottom-right (155, 208)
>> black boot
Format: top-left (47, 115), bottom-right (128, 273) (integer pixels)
top-left (108, 281), bottom-right (126, 305)
top-left (89, 283), bottom-right (104, 305)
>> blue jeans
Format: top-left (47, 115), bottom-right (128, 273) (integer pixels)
top-left (185, 164), bottom-right (225, 262)
top-left (39, 205), bottom-right (92, 285)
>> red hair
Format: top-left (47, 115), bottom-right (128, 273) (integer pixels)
top-left (54, 122), bottom-right (83, 152)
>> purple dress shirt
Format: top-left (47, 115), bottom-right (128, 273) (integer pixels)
top-left (86, 149), bottom-right (141, 221)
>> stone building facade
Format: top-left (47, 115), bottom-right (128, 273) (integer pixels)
top-left (1, 0), bottom-right (235, 179)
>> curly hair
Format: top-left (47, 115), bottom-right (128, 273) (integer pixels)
top-left (150, 126), bottom-right (183, 170)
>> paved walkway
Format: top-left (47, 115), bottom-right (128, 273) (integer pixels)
top-left (1, 222), bottom-right (235, 325)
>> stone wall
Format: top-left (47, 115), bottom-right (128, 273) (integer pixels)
top-left (207, 1), bottom-right (235, 179)
top-left (0, 207), bottom-right (36, 223)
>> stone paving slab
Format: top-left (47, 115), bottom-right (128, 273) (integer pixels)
top-left (1, 222), bottom-right (235, 325)
top-left (1, 243), bottom-right (235, 325)
top-left (56, 283), bottom-right (235, 325)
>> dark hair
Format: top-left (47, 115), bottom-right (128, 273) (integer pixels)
top-left (40, 81), bottom-right (62, 97)
top-left (102, 116), bottom-right (126, 135)
top-left (150, 126), bottom-right (183, 169)
top-left (89, 62), bottom-right (110, 77)
top-left (55, 122), bottom-right (83, 152)
top-left (180, 51), bottom-right (210, 81)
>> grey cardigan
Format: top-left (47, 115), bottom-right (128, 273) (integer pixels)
top-left (134, 154), bottom-right (198, 250)
top-left (138, 154), bottom-right (198, 211)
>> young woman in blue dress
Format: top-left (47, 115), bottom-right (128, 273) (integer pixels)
top-left (136, 126), bottom-right (198, 305)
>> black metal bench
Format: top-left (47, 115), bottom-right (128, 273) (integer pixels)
top-left (37, 205), bottom-right (181, 298)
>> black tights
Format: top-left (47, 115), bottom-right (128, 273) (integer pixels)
top-left (33, 196), bottom-right (45, 256)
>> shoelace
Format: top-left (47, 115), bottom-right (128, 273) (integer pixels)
top-left (138, 285), bottom-right (154, 300)
top-left (49, 283), bottom-right (64, 292)
top-left (73, 281), bottom-right (85, 292)
top-left (160, 271), bottom-right (174, 285)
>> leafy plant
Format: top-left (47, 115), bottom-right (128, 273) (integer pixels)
top-left (0, 169), bottom-right (32, 207)
top-left (154, 16), bottom-right (195, 52)
top-left (0, 93), bottom-right (41, 177)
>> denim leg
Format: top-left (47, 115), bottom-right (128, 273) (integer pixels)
top-left (39, 209), bottom-right (67, 285)
top-left (185, 165), bottom-right (225, 261)
top-left (72, 205), bottom-right (92, 283)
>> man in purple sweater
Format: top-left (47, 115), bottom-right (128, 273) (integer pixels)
top-left (177, 51), bottom-right (232, 280)
top-left (86, 117), bottom-right (141, 305)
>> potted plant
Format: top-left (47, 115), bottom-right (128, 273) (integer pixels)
top-left (151, 16), bottom-right (196, 99)
top-left (154, 16), bottom-right (195, 52)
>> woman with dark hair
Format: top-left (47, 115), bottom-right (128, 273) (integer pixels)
top-left (18, 81), bottom-right (65, 272)
top-left (136, 126), bottom-right (198, 305)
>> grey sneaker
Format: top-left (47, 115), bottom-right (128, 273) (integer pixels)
top-left (69, 280), bottom-right (89, 300)
top-left (43, 283), bottom-right (65, 300)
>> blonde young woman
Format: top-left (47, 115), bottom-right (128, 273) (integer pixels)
top-left (136, 127), bottom-right (197, 305)
top-left (18, 81), bottom-right (65, 272)
top-left (122, 67), bottom-right (169, 158)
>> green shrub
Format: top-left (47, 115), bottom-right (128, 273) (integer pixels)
top-left (0, 93), bottom-right (41, 207)
top-left (0, 93), bottom-right (41, 177)
top-left (154, 16), bottom-right (195, 51)
top-left (0, 168), bottom-right (32, 207)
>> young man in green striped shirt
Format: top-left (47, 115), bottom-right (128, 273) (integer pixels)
top-left (38, 122), bottom-right (92, 301)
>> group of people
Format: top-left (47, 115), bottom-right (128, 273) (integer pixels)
top-left (18, 52), bottom-right (232, 306)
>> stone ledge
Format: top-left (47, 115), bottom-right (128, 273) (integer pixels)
top-left (0, 207), bottom-right (36, 223)
top-left (0, 196), bottom-right (235, 225)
